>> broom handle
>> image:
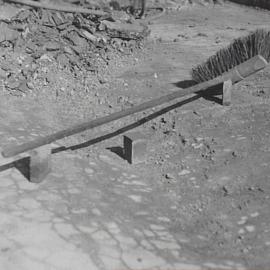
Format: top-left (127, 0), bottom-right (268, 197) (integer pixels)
top-left (2, 55), bottom-right (267, 158)
top-left (6, 0), bottom-right (109, 16)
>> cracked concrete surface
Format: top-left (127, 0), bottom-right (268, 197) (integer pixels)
top-left (1, 3), bottom-right (270, 269)
top-left (0, 98), bottom-right (246, 270)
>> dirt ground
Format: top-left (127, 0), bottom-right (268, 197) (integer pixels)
top-left (1, 1), bottom-right (270, 269)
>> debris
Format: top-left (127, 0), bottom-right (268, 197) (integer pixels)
top-left (98, 76), bottom-right (108, 84)
top-left (165, 173), bottom-right (174, 180)
top-left (0, 4), bottom-right (23, 22)
top-left (44, 41), bottom-right (61, 51)
top-left (109, 10), bottom-right (133, 23)
top-left (0, 22), bottom-right (19, 43)
top-left (0, 68), bottom-right (6, 79)
top-left (178, 169), bottom-right (190, 176)
top-left (81, 30), bottom-right (100, 44)
top-left (101, 20), bottom-right (150, 40)
top-left (0, 0), bottom-right (150, 93)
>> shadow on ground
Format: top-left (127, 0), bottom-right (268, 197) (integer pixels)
top-left (0, 80), bottom-right (224, 179)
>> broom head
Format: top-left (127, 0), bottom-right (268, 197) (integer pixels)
top-left (191, 29), bottom-right (270, 83)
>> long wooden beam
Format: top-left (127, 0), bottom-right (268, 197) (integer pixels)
top-left (1, 55), bottom-right (267, 158)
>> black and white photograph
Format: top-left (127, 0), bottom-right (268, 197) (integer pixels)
top-left (0, 0), bottom-right (269, 269)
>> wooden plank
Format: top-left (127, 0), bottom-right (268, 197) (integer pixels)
top-left (1, 55), bottom-right (268, 158)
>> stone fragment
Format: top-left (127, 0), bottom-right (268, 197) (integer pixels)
top-left (0, 22), bottom-right (19, 43)
top-left (165, 173), bottom-right (174, 180)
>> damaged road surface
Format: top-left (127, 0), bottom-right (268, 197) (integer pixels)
top-left (0, 1), bottom-right (270, 270)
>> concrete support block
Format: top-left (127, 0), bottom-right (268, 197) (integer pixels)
top-left (222, 79), bottom-right (232, 106)
top-left (123, 131), bottom-right (147, 164)
top-left (29, 144), bottom-right (52, 183)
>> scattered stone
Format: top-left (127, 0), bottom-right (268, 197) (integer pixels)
top-left (238, 228), bottom-right (245, 234)
top-left (178, 169), bottom-right (190, 176)
top-left (101, 20), bottom-right (150, 40)
top-left (44, 41), bottom-right (61, 51)
top-left (165, 173), bottom-right (174, 180)
top-left (0, 22), bottom-right (19, 43)
top-left (110, 10), bottom-right (132, 23)
top-left (81, 30), bottom-right (100, 44)
top-left (0, 4), bottom-right (22, 21)
top-left (7, 78), bottom-right (20, 89)
top-left (128, 195), bottom-right (142, 203)
top-left (250, 212), bottom-right (259, 218)
top-left (0, 68), bottom-right (6, 79)
top-left (98, 76), bottom-right (108, 84)
top-left (245, 225), bottom-right (255, 232)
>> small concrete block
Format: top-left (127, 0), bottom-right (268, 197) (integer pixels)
top-left (0, 148), bottom-right (14, 166)
top-left (29, 144), bottom-right (52, 183)
top-left (222, 79), bottom-right (232, 106)
top-left (123, 131), bottom-right (147, 164)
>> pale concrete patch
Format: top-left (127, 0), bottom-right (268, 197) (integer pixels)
top-left (128, 194), bottom-right (142, 203)
top-left (115, 234), bottom-right (137, 248)
top-left (0, 177), bottom-right (14, 187)
top-left (178, 169), bottom-right (191, 176)
top-left (99, 245), bottom-right (120, 259)
top-left (47, 250), bottom-right (98, 270)
top-left (101, 255), bottom-right (123, 270)
top-left (122, 247), bottom-right (166, 269)
top-left (24, 209), bottom-right (53, 222)
top-left (152, 239), bottom-right (181, 250)
top-left (106, 222), bottom-right (121, 234)
top-left (172, 263), bottom-right (203, 270)
top-left (245, 225), bottom-right (255, 233)
top-left (19, 198), bottom-right (41, 209)
top-left (0, 212), bottom-right (98, 269)
top-left (54, 223), bottom-right (78, 237)
top-left (92, 230), bottom-right (112, 241)
top-left (85, 168), bottom-right (94, 174)
top-left (92, 208), bottom-right (102, 216)
top-left (78, 225), bottom-right (97, 234)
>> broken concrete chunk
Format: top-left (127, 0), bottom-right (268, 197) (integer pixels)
top-left (0, 4), bottom-right (23, 22)
top-left (82, 30), bottom-right (99, 43)
top-left (109, 10), bottom-right (132, 22)
top-left (0, 68), bottom-right (6, 79)
top-left (44, 41), bottom-right (61, 51)
top-left (0, 22), bottom-right (19, 43)
top-left (101, 20), bottom-right (150, 40)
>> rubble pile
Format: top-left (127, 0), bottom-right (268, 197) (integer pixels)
top-left (0, 0), bottom-right (150, 95)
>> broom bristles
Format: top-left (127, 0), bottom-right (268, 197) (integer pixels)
top-left (191, 29), bottom-right (270, 83)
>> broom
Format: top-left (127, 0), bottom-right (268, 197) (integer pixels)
top-left (191, 29), bottom-right (270, 83)
top-left (1, 30), bottom-right (269, 158)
